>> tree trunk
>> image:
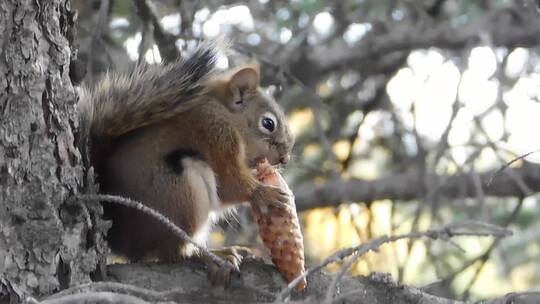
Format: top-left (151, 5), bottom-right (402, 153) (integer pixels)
top-left (0, 0), bottom-right (105, 302)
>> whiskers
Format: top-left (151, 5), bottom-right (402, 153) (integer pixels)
top-left (221, 207), bottom-right (242, 229)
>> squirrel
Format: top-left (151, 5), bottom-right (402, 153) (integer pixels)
top-left (78, 41), bottom-right (294, 272)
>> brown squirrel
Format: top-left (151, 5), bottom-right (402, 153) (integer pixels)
top-left (78, 42), bottom-right (294, 271)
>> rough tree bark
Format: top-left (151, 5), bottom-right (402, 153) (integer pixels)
top-left (0, 0), bottom-right (106, 302)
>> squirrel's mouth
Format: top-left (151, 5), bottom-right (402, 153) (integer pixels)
top-left (249, 156), bottom-right (268, 169)
top-left (249, 155), bottom-right (281, 169)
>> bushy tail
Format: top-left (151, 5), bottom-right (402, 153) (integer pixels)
top-left (78, 41), bottom-right (221, 140)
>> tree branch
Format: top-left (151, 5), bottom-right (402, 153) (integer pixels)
top-left (293, 162), bottom-right (540, 211)
top-left (133, 0), bottom-right (181, 63)
top-left (29, 222), bottom-right (527, 304)
top-left (309, 6), bottom-right (540, 73)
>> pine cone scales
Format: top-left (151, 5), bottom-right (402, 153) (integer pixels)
top-left (252, 161), bottom-right (307, 291)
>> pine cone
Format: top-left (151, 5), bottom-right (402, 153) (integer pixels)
top-left (252, 160), bottom-right (307, 291)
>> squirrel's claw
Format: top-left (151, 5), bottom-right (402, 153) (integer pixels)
top-left (252, 185), bottom-right (290, 213)
top-left (203, 246), bottom-right (254, 287)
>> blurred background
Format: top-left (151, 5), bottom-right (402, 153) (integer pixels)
top-left (72, 0), bottom-right (540, 301)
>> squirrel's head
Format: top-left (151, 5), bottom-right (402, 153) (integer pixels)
top-left (209, 65), bottom-right (294, 168)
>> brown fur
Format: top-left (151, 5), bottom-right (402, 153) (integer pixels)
top-left (97, 64), bottom-right (294, 261)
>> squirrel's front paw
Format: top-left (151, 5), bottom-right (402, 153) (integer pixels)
top-left (252, 185), bottom-right (289, 211)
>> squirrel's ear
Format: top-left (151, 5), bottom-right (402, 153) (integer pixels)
top-left (228, 66), bottom-right (260, 102)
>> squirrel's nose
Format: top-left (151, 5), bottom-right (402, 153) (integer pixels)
top-left (279, 154), bottom-right (290, 165)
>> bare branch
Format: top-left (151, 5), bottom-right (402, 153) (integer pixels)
top-left (310, 7), bottom-right (540, 73)
top-left (76, 194), bottom-right (232, 271)
top-left (294, 162), bottom-right (540, 211)
top-left (277, 221), bottom-right (511, 301)
top-left (133, 0), bottom-right (181, 63)
top-left (41, 282), bottom-right (177, 302)
top-left (35, 292), bottom-right (153, 304)
top-left (487, 150), bottom-right (540, 186)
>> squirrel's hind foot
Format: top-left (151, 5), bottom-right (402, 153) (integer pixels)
top-left (202, 246), bottom-right (256, 287)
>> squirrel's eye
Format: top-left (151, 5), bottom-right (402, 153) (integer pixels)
top-left (259, 112), bottom-right (278, 135)
top-left (263, 118), bottom-right (275, 131)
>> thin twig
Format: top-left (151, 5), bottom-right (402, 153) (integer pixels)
top-left (500, 291), bottom-right (540, 302)
top-left (285, 73), bottom-right (341, 178)
top-left (76, 194), bottom-right (231, 270)
top-left (37, 292), bottom-right (153, 304)
top-left (461, 198), bottom-right (524, 301)
top-left (276, 221), bottom-right (511, 301)
top-left (87, 0), bottom-right (111, 82)
top-left (486, 149), bottom-right (540, 187)
top-left (324, 254), bottom-right (359, 303)
top-left (133, 0), bottom-right (181, 63)
top-left (42, 282), bottom-right (176, 302)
